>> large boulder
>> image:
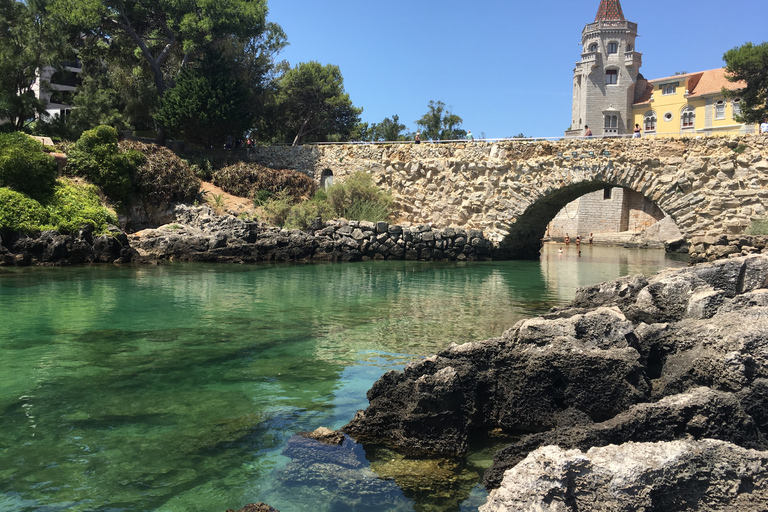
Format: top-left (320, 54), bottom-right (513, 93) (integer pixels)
top-left (481, 440), bottom-right (768, 512)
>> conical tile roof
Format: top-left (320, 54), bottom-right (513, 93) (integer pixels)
top-left (594, 0), bottom-right (625, 21)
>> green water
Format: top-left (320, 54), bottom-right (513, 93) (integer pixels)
top-left (0, 244), bottom-right (687, 512)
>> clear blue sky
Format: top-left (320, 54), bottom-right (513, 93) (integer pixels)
top-left (267, 1), bottom-right (768, 139)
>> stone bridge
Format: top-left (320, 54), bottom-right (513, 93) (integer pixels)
top-left (246, 135), bottom-right (768, 258)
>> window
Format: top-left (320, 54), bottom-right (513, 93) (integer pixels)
top-left (603, 188), bottom-right (612, 200)
top-left (604, 114), bottom-right (618, 129)
top-left (715, 100), bottom-right (725, 120)
top-left (681, 107), bottom-right (695, 129)
top-left (644, 112), bottom-right (657, 132)
top-left (588, 43), bottom-right (598, 52)
top-left (664, 112), bottom-right (673, 122)
top-left (607, 42), bottom-right (618, 54)
top-left (606, 69), bottom-right (618, 84)
top-left (732, 98), bottom-right (741, 118)
top-left (662, 84), bottom-right (676, 95)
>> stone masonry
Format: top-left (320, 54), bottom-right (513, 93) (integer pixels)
top-left (245, 135), bottom-right (768, 259)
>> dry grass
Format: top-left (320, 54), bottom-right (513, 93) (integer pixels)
top-left (212, 162), bottom-right (316, 203)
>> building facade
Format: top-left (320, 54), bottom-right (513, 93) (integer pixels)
top-left (565, 0), bottom-right (642, 138)
top-left (566, 0), bottom-right (756, 139)
top-left (632, 68), bottom-right (755, 137)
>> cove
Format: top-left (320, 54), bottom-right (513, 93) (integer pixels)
top-left (0, 245), bottom-right (687, 512)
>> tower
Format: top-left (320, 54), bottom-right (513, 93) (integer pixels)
top-left (567, 0), bottom-right (643, 137)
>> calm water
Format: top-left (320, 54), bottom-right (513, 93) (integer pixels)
top-left (0, 244), bottom-right (687, 512)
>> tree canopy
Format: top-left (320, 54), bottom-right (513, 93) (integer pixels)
top-left (724, 41), bottom-right (768, 123)
top-left (271, 61), bottom-right (362, 145)
top-left (415, 100), bottom-right (466, 141)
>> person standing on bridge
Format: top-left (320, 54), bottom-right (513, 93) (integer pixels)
top-left (467, 130), bottom-right (474, 142)
top-left (761, 118), bottom-right (768, 134)
top-left (584, 125), bottom-right (592, 137)
top-left (634, 124), bottom-right (642, 138)
top-left (414, 132), bottom-right (421, 144)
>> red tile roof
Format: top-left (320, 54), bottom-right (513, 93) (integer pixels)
top-left (633, 68), bottom-right (746, 105)
top-left (595, 0), bottom-right (625, 21)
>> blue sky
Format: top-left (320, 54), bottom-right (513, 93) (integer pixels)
top-left (267, 1), bottom-right (768, 139)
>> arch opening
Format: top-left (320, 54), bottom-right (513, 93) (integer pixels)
top-left (498, 183), bottom-right (683, 260)
top-left (320, 169), bottom-right (334, 191)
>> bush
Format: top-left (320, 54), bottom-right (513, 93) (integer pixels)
top-left (0, 132), bottom-right (57, 201)
top-left (46, 178), bottom-right (117, 234)
top-left (745, 218), bottom-right (768, 235)
top-left (0, 187), bottom-right (52, 234)
top-left (66, 125), bottom-right (144, 206)
top-left (284, 197), bottom-right (333, 230)
top-left (260, 191), bottom-right (294, 227)
top-left (119, 140), bottom-right (200, 204)
top-left (212, 162), bottom-right (316, 201)
top-left (327, 172), bottom-right (392, 222)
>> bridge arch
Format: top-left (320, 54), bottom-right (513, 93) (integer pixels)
top-left (246, 137), bottom-right (768, 259)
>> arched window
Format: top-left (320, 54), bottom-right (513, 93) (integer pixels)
top-left (588, 43), bottom-right (598, 52)
top-left (604, 114), bottom-right (618, 129)
top-left (732, 98), bottom-right (741, 118)
top-left (662, 84), bottom-right (676, 95)
top-left (715, 100), bottom-right (725, 120)
top-left (606, 69), bottom-right (618, 85)
top-left (644, 111), bottom-right (657, 132)
top-left (681, 107), bottom-right (695, 129)
top-left (607, 42), bottom-right (618, 54)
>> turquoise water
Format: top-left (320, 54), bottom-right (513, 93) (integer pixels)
top-left (0, 245), bottom-right (687, 512)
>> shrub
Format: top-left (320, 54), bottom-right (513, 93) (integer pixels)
top-left (119, 140), bottom-right (200, 204)
top-left (0, 132), bottom-right (57, 201)
top-left (327, 171), bottom-right (392, 222)
top-left (0, 187), bottom-right (52, 234)
top-left (66, 125), bottom-right (144, 206)
top-left (46, 178), bottom-right (117, 234)
top-left (212, 162), bottom-right (316, 201)
top-left (284, 197), bottom-right (333, 230)
top-left (745, 218), bottom-right (768, 235)
top-left (260, 191), bottom-right (295, 227)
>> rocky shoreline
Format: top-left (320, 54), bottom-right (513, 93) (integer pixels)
top-left (0, 204), bottom-right (497, 266)
top-left (327, 254), bottom-right (768, 510)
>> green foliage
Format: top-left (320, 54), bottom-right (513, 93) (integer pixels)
top-left (212, 162), bottom-right (316, 201)
top-left (0, 178), bottom-right (116, 235)
top-left (733, 144), bottom-right (747, 154)
top-left (252, 188), bottom-right (273, 206)
top-left (0, 187), bottom-right (52, 234)
top-left (119, 140), bottom-right (200, 204)
top-left (745, 218), bottom-right (768, 235)
top-left (327, 172), bottom-right (393, 221)
top-left (66, 125), bottom-right (144, 206)
top-left (0, 132), bottom-right (57, 200)
top-left (415, 100), bottom-right (466, 141)
top-left (155, 50), bottom-right (252, 149)
top-left (271, 61), bottom-right (362, 145)
top-left (284, 198), bottom-right (332, 230)
top-left (46, 178), bottom-right (117, 234)
top-left (723, 41), bottom-right (768, 123)
top-left (260, 190), bottom-right (294, 227)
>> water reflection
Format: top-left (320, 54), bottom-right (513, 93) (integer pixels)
top-left (0, 249), bottom-right (688, 512)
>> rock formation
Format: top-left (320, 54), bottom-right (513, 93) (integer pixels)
top-left (340, 254), bottom-right (768, 509)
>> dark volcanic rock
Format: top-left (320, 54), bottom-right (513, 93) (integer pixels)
top-left (483, 386), bottom-right (767, 489)
top-left (340, 254), bottom-right (768, 509)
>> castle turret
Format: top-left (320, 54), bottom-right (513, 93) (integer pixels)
top-left (566, 0), bottom-right (642, 137)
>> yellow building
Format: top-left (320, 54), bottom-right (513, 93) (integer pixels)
top-left (632, 68), bottom-right (757, 137)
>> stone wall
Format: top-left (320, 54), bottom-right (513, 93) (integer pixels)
top-left (244, 135), bottom-right (768, 258)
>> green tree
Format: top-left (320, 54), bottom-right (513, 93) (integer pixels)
top-left (373, 114), bottom-right (407, 141)
top-left (155, 49), bottom-right (251, 148)
top-left (415, 100), bottom-right (466, 141)
top-left (723, 41), bottom-right (768, 123)
top-left (48, 0), bottom-right (279, 141)
top-left (0, 0), bottom-right (66, 129)
top-left (271, 61), bottom-right (362, 145)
